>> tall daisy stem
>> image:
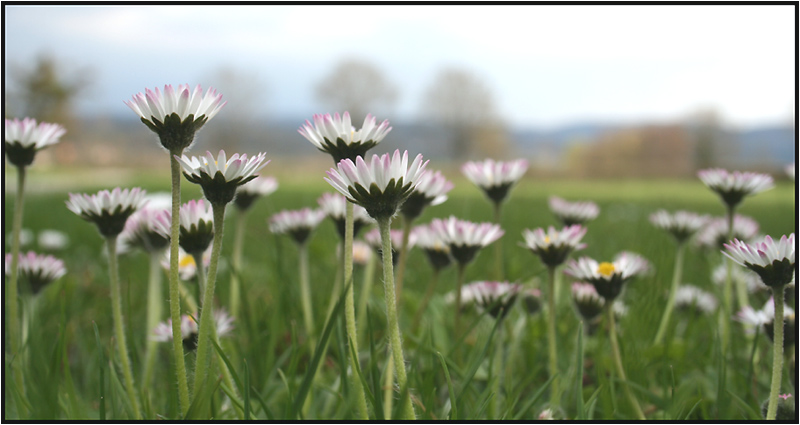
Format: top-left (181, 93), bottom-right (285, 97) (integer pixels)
top-left (168, 151), bottom-right (191, 413)
top-left (654, 242), bottom-right (686, 345)
top-left (344, 201), bottom-right (369, 419)
top-left (230, 208), bottom-right (247, 318)
top-left (492, 202), bottom-right (503, 281)
top-left (142, 252), bottom-right (164, 389)
top-left (356, 248), bottom-right (377, 345)
top-left (394, 215), bottom-right (413, 307)
top-left (106, 236), bottom-right (141, 419)
top-left (765, 287), bottom-right (785, 420)
top-left (455, 263), bottom-right (467, 335)
top-left (7, 166), bottom-right (26, 398)
top-left (546, 266), bottom-right (560, 408)
top-left (192, 203), bottom-right (226, 399)
top-left (727, 209), bottom-right (750, 311)
top-left (607, 305), bottom-right (645, 420)
top-left (377, 217), bottom-right (416, 420)
top-left (721, 206), bottom-right (735, 353)
top-left (298, 242), bottom-right (316, 346)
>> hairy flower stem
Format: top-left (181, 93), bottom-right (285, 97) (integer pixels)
top-left (7, 166), bottom-right (26, 399)
top-left (455, 263), bottom-right (467, 336)
top-left (721, 206), bottom-right (736, 353)
top-left (765, 288), bottom-right (785, 420)
top-left (229, 209), bottom-right (247, 318)
top-left (607, 305), bottom-right (645, 420)
top-left (654, 242), bottom-right (686, 345)
top-left (298, 243), bottom-right (316, 347)
top-left (106, 236), bottom-right (142, 419)
top-left (394, 215), bottom-right (413, 307)
top-left (378, 217), bottom-right (416, 420)
top-left (411, 268), bottom-right (441, 332)
top-left (493, 202), bottom-right (504, 281)
top-left (546, 266), bottom-right (560, 408)
top-left (192, 204), bottom-right (226, 400)
top-left (356, 250), bottom-right (377, 345)
top-left (168, 150), bottom-right (191, 413)
top-left (344, 202), bottom-right (369, 419)
top-left (142, 252), bottom-right (164, 389)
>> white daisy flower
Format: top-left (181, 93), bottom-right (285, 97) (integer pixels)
top-left (430, 216), bottom-right (504, 265)
top-left (269, 208), bottom-right (326, 245)
top-left (565, 252), bottom-right (650, 301)
top-left (649, 210), bottom-right (709, 243)
top-left (4, 117), bottom-right (66, 167)
top-left (698, 168), bottom-right (774, 209)
top-left (234, 175), bottom-right (278, 211)
top-left (176, 150), bottom-right (269, 206)
top-left (461, 158), bottom-right (528, 204)
top-left (548, 196), bottom-right (600, 226)
top-left (723, 234), bottom-right (795, 287)
top-left (400, 169), bottom-right (454, 219)
top-left (298, 111), bottom-right (391, 163)
top-left (66, 187), bottom-right (146, 237)
top-left (521, 224), bottom-right (587, 267)
top-left (5, 251), bottom-right (66, 294)
top-left (674, 285), bottom-right (718, 314)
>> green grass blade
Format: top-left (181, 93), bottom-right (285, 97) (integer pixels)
top-left (347, 333), bottom-right (376, 418)
top-left (249, 384), bottom-right (275, 420)
top-left (106, 352), bottom-right (135, 419)
top-left (682, 398), bottom-right (704, 420)
top-left (584, 385), bottom-right (603, 420)
top-left (726, 389), bottom-right (761, 420)
top-left (184, 376), bottom-right (222, 420)
top-left (243, 360), bottom-right (251, 420)
top-left (455, 313), bottom-right (501, 408)
top-left (210, 338), bottom-right (245, 392)
top-left (92, 322), bottom-right (106, 421)
top-left (512, 374), bottom-right (557, 420)
top-left (366, 307), bottom-right (384, 420)
top-left (575, 322), bottom-right (585, 420)
top-left (437, 351), bottom-right (458, 420)
top-left (290, 280), bottom-right (349, 419)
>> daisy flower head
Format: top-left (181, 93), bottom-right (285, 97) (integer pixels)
top-left (5, 251), bottom-right (66, 294)
top-left (412, 223), bottom-right (452, 271)
top-left (324, 150), bottom-right (428, 220)
top-left (66, 187), bottom-right (146, 238)
top-left (461, 281), bottom-right (522, 319)
top-left (674, 285), bottom-right (718, 314)
top-left (698, 168), bottom-right (774, 209)
top-left (696, 214), bottom-right (759, 250)
top-left (178, 199), bottom-right (214, 255)
top-left (37, 229), bottom-right (69, 251)
top-left (364, 227), bottom-right (415, 265)
top-left (571, 282), bottom-right (606, 321)
top-left (151, 310), bottom-right (233, 351)
top-left (118, 207), bottom-right (171, 254)
top-left (521, 224), bottom-right (587, 267)
top-left (649, 210), bottom-right (709, 244)
top-left (723, 234), bottom-right (795, 288)
top-left (4, 117), bottom-right (66, 167)
top-left (712, 263), bottom-right (765, 294)
top-left (176, 150), bottom-right (269, 206)
top-left (461, 159), bottom-right (528, 205)
top-left (565, 252), bottom-right (650, 301)
top-left (298, 112), bottom-right (391, 163)
top-left (400, 169), bottom-right (454, 220)
top-left (522, 288), bottom-right (542, 315)
top-left (352, 240), bottom-right (373, 266)
top-left (125, 84), bottom-right (226, 152)
top-left (548, 196), bottom-right (600, 226)
top-left (234, 175), bottom-right (278, 211)
top-left (317, 192), bottom-right (373, 240)
top-left (161, 247), bottom-right (210, 281)
top-left (269, 208), bottom-right (326, 245)
top-left (430, 216), bottom-right (504, 265)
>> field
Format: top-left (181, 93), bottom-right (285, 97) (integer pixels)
top-left (4, 166), bottom-right (796, 420)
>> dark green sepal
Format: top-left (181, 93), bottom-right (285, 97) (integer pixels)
top-left (449, 244), bottom-right (482, 266)
top-left (400, 191), bottom-right (436, 220)
top-left (589, 274), bottom-right (628, 301)
top-left (531, 245), bottom-right (574, 268)
top-left (179, 219), bottom-right (214, 255)
top-left (423, 248), bottom-right (452, 271)
top-left (573, 296), bottom-right (604, 321)
top-left (747, 258), bottom-right (795, 288)
top-left (4, 141), bottom-right (38, 168)
top-left (346, 178), bottom-right (415, 220)
top-left (82, 206), bottom-right (138, 237)
top-left (322, 138), bottom-right (378, 164)
top-left (143, 113), bottom-right (208, 152)
top-left (483, 183), bottom-right (514, 204)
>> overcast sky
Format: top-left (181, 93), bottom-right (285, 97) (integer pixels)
top-left (4, 4), bottom-right (795, 130)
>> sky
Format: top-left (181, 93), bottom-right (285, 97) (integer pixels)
top-left (3, 4), bottom-right (796, 130)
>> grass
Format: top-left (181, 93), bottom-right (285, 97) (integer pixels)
top-left (3, 167), bottom-right (796, 420)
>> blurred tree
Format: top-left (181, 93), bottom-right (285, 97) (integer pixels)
top-left (421, 68), bottom-right (501, 159)
top-left (315, 58), bottom-right (397, 124)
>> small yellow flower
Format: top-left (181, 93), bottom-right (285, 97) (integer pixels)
top-left (597, 262), bottom-right (616, 277)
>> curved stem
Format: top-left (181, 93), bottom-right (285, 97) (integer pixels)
top-left (378, 217), bottom-right (416, 420)
top-left (298, 243), bottom-right (315, 346)
top-left (192, 203), bottom-right (226, 399)
top-left (106, 236), bottom-right (142, 419)
top-left (168, 151), bottom-right (191, 413)
top-left (492, 202), bottom-right (504, 281)
top-left (344, 202), bottom-right (369, 419)
top-left (765, 288), bottom-right (785, 420)
top-left (142, 252), bottom-right (164, 389)
top-left (546, 266), bottom-right (560, 409)
top-left (7, 166), bottom-right (26, 398)
top-left (411, 268), bottom-right (441, 332)
top-left (394, 215), bottom-right (413, 307)
top-left (654, 242), bottom-right (686, 345)
top-left (230, 209), bottom-right (247, 318)
top-left (455, 263), bottom-right (467, 336)
top-left (607, 305), bottom-right (645, 420)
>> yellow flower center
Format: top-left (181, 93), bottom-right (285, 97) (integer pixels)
top-left (180, 255), bottom-right (196, 268)
top-left (544, 236), bottom-right (551, 244)
top-left (597, 262), bottom-right (616, 277)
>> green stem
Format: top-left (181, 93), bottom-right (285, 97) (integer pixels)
top-left (654, 242), bottom-right (686, 345)
top-left (168, 151), bottom-right (191, 413)
top-left (728, 208), bottom-right (750, 312)
top-left (546, 266), bottom-right (560, 408)
top-left (356, 244), bottom-right (377, 345)
top-left (455, 263), bottom-right (467, 335)
top-left (411, 268), bottom-right (441, 332)
top-left (230, 209), bottom-right (247, 318)
top-left (492, 202), bottom-right (503, 281)
top-left (324, 245), bottom-right (343, 321)
top-left (553, 265), bottom-right (564, 308)
top-left (378, 217), bottom-right (416, 420)
top-left (384, 356), bottom-right (395, 419)
top-left (765, 288), bottom-right (785, 420)
top-left (7, 166), bottom-right (26, 399)
top-left (394, 215), bottom-right (413, 307)
top-left (607, 305), bottom-right (645, 420)
top-left (192, 252), bottom-right (206, 308)
top-left (489, 325), bottom-right (504, 419)
top-left (344, 202), bottom-right (369, 419)
top-left (297, 243), bottom-right (316, 346)
top-left (721, 206), bottom-right (736, 353)
top-left (106, 236), bottom-right (142, 419)
top-left (192, 203), bottom-right (226, 399)
top-left (142, 252), bottom-right (164, 389)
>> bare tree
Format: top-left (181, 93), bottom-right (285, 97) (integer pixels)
top-left (315, 58), bottom-right (397, 123)
top-left (7, 55), bottom-right (90, 124)
top-left (421, 68), bottom-right (501, 159)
